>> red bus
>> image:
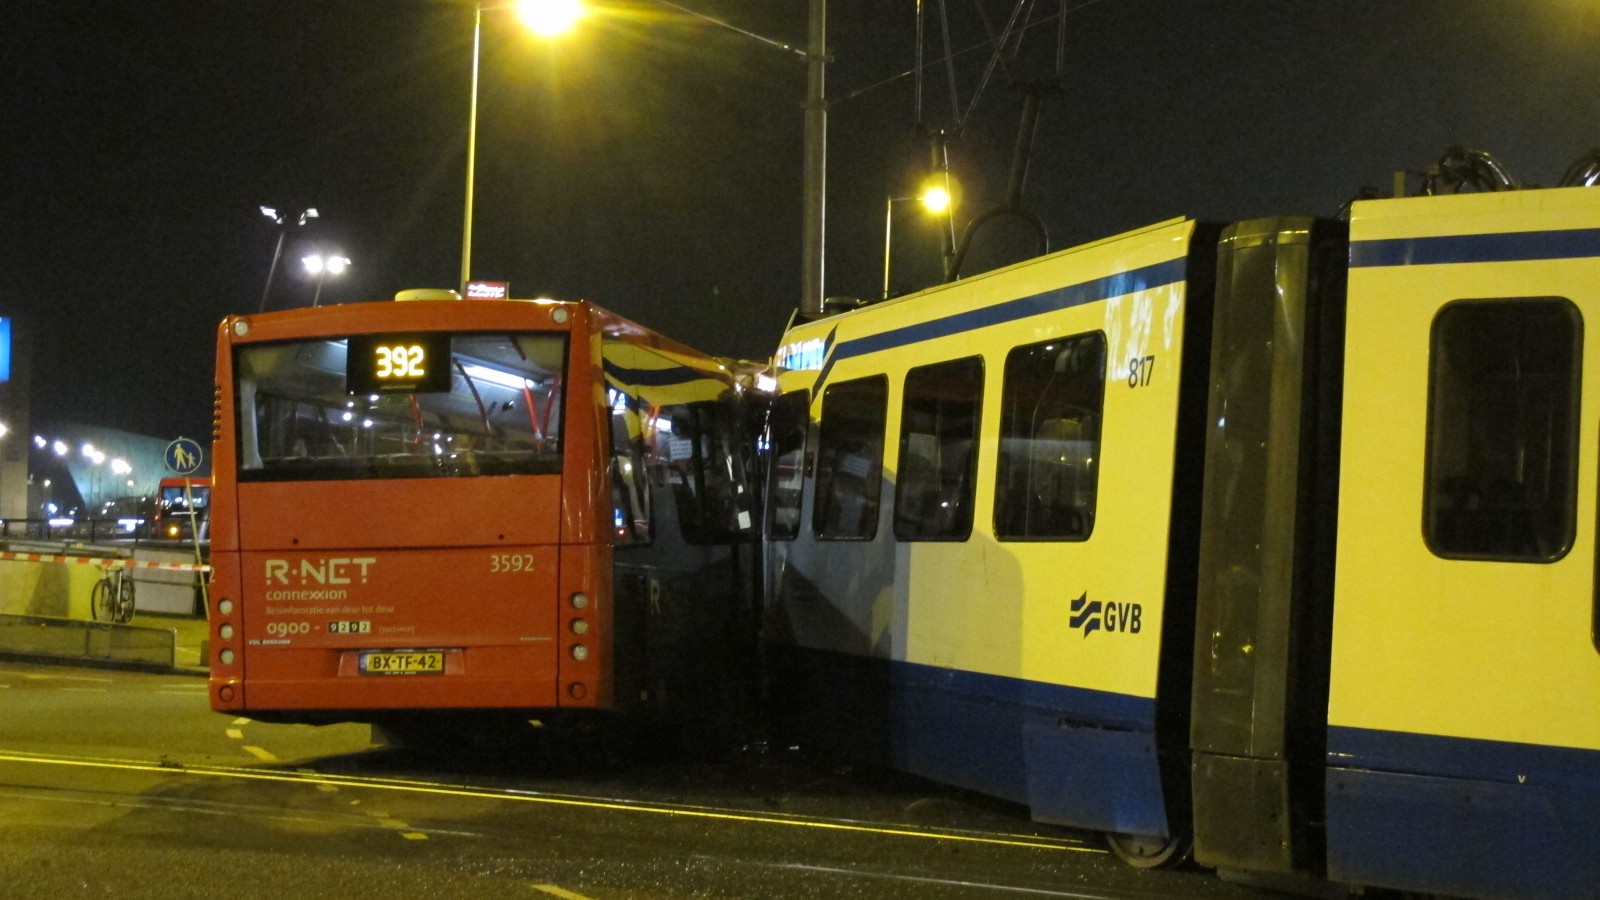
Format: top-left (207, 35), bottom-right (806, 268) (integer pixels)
top-left (152, 476), bottom-right (211, 540)
top-left (207, 294), bottom-right (757, 743)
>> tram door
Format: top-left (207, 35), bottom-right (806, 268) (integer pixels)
top-left (1325, 189), bottom-right (1600, 897)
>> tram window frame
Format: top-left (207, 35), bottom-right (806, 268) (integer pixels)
top-left (993, 332), bottom-right (1107, 542)
top-left (609, 390), bottom-right (653, 546)
top-left (652, 399), bottom-right (748, 545)
top-left (894, 356), bottom-right (983, 542)
top-left (813, 375), bottom-right (889, 541)
top-left (766, 390), bottom-right (811, 541)
top-left (1422, 297), bottom-right (1581, 563)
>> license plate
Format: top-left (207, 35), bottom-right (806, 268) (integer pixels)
top-left (360, 650), bottom-right (445, 675)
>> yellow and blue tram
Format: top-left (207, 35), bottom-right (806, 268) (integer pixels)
top-left (762, 186), bottom-right (1600, 897)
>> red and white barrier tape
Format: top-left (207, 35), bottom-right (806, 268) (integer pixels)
top-left (0, 550), bottom-right (210, 573)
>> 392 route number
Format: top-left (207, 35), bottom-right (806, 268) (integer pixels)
top-left (490, 553), bottom-right (536, 573)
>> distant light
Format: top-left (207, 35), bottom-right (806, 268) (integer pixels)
top-left (0, 422), bottom-right (8, 439)
top-left (461, 363), bottom-right (534, 391)
top-left (110, 458), bottom-right (132, 476)
top-left (921, 185), bottom-right (952, 214)
top-left (515, 0), bottom-right (584, 37)
top-left (33, 435), bottom-right (46, 448)
top-left (260, 205), bottom-right (279, 221)
top-left (52, 440), bottom-right (68, 457)
top-left (303, 253), bottom-right (351, 276)
top-left (756, 373), bottom-right (779, 394)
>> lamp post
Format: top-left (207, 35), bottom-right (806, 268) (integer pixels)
top-left (881, 184), bottom-right (954, 301)
top-left (460, 0), bottom-right (584, 292)
top-left (258, 206), bottom-right (319, 313)
top-left (302, 253), bottom-right (352, 307)
top-left (882, 195), bottom-right (914, 301)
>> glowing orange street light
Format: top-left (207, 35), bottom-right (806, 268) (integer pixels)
top-left (462, 1), bottom-right (586, 292)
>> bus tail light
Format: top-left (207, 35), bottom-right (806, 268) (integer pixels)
top-left (214, 596), bottom-right (237, 669)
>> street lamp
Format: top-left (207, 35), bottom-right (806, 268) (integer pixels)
top-left (302, 253), bottom-right (352, 307)
top-left (461, 0), bottom-right (585, 292)
top-left (258, 206), bottom-right (319, 313)
top-left (882, 184), bottom-right (956, 300)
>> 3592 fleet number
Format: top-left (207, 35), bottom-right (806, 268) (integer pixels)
top-left (490, 553), bottom-right (536, 573)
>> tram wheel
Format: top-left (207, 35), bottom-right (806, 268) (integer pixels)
top-left (1106, 829), bottom-right (1192, 869)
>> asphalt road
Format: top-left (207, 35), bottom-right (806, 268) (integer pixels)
top-left (0, 662), bottom-right (1287, 899)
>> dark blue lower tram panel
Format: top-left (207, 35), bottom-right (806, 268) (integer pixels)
top-left (779, 645), bottom-right (1168, 836)
top-left (1326, 726), bottom-right (1600, 900)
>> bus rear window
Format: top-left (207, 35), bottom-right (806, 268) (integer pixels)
top-left (234, 333), bottom-right (567, 481)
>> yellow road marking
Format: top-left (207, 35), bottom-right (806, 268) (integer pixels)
top-left (401, 832), bottom-right (429, 841)
top-left (0, 749), bottom-right (1099, 853)
top-left (531, 885), bottom-right (592, 899)
top-left (225, 728), bottom-right (244, 740)
top-left (241, 745), bottom-right (277, 763)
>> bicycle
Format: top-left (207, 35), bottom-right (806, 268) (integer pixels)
top-left (90, 561), bottom-right (136, 625)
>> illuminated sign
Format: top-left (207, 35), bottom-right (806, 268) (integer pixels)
top-left (775, 337), bottom-right (826, 372)
top-left (0, 317), bottom-right (10, 383)
top-left (346, 333), bottom-right (452, 394)
top-left (465, 281), bottom-right (510, 300)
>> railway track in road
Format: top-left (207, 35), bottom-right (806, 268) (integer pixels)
top-left (0, 746), bottom-right (1266, 899)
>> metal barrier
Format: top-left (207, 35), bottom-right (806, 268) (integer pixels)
top-left (0, 613), bottom-right (176, 669)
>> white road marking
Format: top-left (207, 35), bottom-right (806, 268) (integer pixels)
top-left (21, 673), bottom-right (113, 683)
top-left (531, 885), bottom-right (593, 900)
top-left (225, 728), bottom-right (244, 740)
top-left (241, 745), bottom-right (277, 762)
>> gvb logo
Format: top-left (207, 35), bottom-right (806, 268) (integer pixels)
top-left (1069, 592), bottom-right (1143, 637)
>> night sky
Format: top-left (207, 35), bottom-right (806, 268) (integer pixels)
top-left (4, 0), bottom-right (1599, 442)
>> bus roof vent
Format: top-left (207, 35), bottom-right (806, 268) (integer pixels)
top-left (395, 289), bottom-right (462, 302)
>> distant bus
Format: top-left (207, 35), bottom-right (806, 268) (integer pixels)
top-left (152, 476), bottom-right (211, 541)
top-left (206, 295), bottom-right (757, 744)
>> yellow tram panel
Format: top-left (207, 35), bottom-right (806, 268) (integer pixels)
top-left (772, 218), bottom-right (1197, 701)
top-left (1331, 190), bottom-right (1600, 753)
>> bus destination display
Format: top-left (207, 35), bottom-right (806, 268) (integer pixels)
top-left (347, 333), bottom-right (453, 394)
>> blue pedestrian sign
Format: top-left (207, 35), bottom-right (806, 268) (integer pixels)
top-left (165, 437), bottom-right (205, 475)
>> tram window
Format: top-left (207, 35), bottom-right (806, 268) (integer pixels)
top-left (994, 332), bottom-right (1106, 541)
top-left (1424, 298), bottom-right (1580, 562)
top-left (610, 391), bottom-right (652, 545)
top-left (895, 356), bottom-right (983, 541)
top-left (766, 391), bottom-right (810, 540)
top-left (651, 400), bottom-right (749, 544)
top-left (814, 375), bottom-right (888, 540)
